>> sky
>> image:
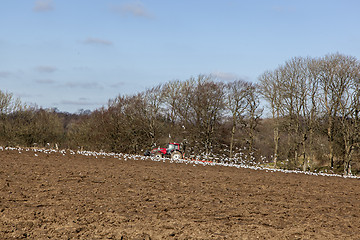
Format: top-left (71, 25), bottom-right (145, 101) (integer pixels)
top-left (1, 0), bottom-right (360, 113)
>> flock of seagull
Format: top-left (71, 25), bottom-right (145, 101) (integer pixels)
top-left (1, 146), bottom-right (359, 179)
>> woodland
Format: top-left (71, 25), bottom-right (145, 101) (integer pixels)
top-left (1, 53), bottom-right (359, 175)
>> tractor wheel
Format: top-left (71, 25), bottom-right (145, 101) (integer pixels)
top-left (154, 152), bottom-right (162, 159)
top-left (171, 151), bottom-right (182, 160)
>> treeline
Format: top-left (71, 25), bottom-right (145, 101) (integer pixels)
top-left (1, 53), bottom-right (359, 175)
top-left (259, 53), bottom-right (360, 175)
top-left (0, 76), bottom-right (265, 158)
top-left (66, 75), bottom-right (263, 157)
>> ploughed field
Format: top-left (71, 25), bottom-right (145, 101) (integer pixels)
top-left (0, 148), bottom-right (359, 239)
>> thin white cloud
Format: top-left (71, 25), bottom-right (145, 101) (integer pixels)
top-left (35, 65), bottom-right (57, 73)
top-left (111, 1), bottom-right (154, 19)
top-left (0, 71), bottom-right (11, 78)
top-left (35, 79), bottom-right (56, 84)
top-left (83, 37), bottom-right (113, 46)
top-left (15, 92), bottom-right (42, 98)
top-left (33, 0), bottom-right (54, 12)
top-left (73, 66), bottom-right (92, 71)
top-left (210, 71), bottom-right (242, 81)
top-left (59, 99), bottom-right (104, 106)
top-left (63, 81), bottom-right (103, 90)
top-left (110, 82), bottom-right (125, 88)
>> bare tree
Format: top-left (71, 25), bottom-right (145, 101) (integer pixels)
top-left (162, 80), bottom-right (182, 124)
top-left (121, 93), bottom-right (149, 153)
top-left (279, 57), bottom-right (309, 168)
top-left (258, 69), bottom-right (283, 167)
top-left (334, 55), bottom-right (360, 174)
top-left (319, 53), bottom-right (358, 168)
top-left (162, 78), bottom-right (196, 150)
top-left (244, 83), bottom-right (263, 154)
top-left (303, 58), bottom-right (322, 171)
top-left (0, 90), bottom-right (26, 145)
top-left (225, 79), bottom-right (249, 158)
top-left (144, 85), bottom-right (164, 146)
top-left (188, 75), bottom-right (225, 156)
top-left (0, 90), bottom-right (23, 115)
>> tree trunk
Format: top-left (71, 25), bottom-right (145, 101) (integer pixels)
top-left (248, 117), bottom-right (255, 154)
top-left (302, 133), bottom-right (307, 171)
top-left (343, 137), bottom-right (353, 175)
top-left (308, 119), bottom-right (315, 171)
top-left (229, 116), bottom-right (236, 158)
top-left (294, 120), bottom-right (300, 167)
top-left (229, 124), bottom-right (236, 159)
top-left (327, 116), bottom-right (334, 168)
top-left (273, 125), bottom-right (279, 168)
top-left (249, 130), bottom-right (254, 154)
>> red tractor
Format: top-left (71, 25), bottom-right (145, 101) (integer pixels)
top-left (144, 143), bottom-right (183, 160)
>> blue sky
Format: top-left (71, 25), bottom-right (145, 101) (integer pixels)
top-left (1, 0), bottom-right (360, 113)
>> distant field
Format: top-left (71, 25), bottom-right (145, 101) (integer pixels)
top-left (1, 148), bottom-right (359, 239)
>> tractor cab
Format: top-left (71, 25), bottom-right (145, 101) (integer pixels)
top-left (166, 143), bottom-right (180, 150)
top-left (166, 143), bottom-right (180, 154)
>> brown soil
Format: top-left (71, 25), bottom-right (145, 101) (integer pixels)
top-left (1, 148), bottom-right (359, 239)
